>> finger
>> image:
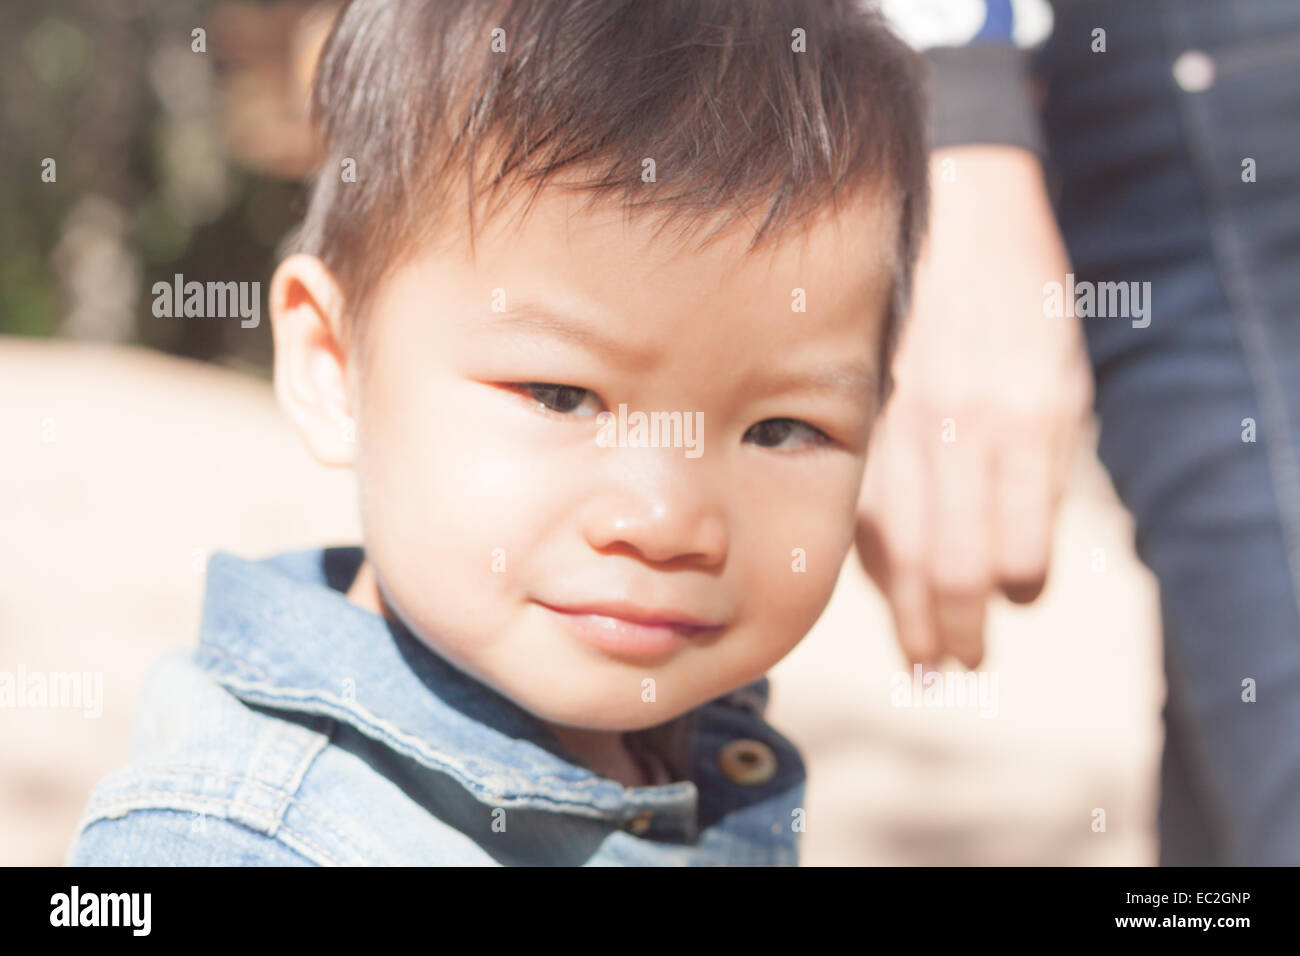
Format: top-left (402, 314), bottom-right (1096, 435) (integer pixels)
top-left (994, 443), bottom-right (1053, 604)
top-left (931, 588), bottom-right (986, 669)
top-left (872, 429), bottom-right (942, 665)
top-left (856, 512), bottom-right (939, 667)
top-left (892, 571), bottom-right (940, 667)
top-left (853, 509), bottom-right (890, 594)
top-left (928, 428), bottom-right (994, 668)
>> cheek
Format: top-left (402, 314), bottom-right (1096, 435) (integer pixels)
top-left (729, 458), bottom-right (865, 658)
top-left (349, 372), bottom-right (559, 644)
top-left (359, 342), bottom-right (570, 524)
top-left (683, 491), bottom-right (856, 705)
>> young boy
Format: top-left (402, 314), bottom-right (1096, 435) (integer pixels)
top-left (67, 0), bottom-right (928, 865)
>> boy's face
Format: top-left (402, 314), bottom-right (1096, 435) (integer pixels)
top-left (278, 185), bottom-right (896, 732)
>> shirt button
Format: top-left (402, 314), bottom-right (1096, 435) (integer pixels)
top-left (624, 811), bottom-right (654, 836)
top-left (1172, 50), bottom-right (1216, 92)
top-left (717, 739), bottom-right (777, 785)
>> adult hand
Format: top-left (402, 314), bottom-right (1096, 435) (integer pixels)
top-left (856, 145), bottom-right (1092, 669)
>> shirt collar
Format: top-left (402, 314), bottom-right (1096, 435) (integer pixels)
top-left (195, 547), bottom-right (706, 827)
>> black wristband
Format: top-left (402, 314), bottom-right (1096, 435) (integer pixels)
top-left (925, 44), bottom-right (1046, 157)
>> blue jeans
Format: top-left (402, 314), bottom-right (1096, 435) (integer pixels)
top-left (1036, 0), bottom-right (1300, 864)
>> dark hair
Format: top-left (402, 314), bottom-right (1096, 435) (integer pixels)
top-left (295, 0), bottom-right (929, 389)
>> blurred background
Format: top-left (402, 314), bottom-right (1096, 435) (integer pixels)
top-left (0, 1), bottom-right (1162, 865)
top-left (1, 0), bottom-right (334, 368)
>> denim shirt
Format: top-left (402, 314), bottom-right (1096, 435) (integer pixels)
top-left (66, 548), bottom-right (806, 865)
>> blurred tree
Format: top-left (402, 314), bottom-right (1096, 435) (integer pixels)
top-left (0, 0), bottom-right (330, 374)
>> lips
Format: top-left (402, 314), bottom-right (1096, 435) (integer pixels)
top-left (536, 599), bottom-right (725, 659)
top-left (539, 600), bottom-right (724, 631)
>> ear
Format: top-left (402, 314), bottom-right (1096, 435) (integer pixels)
top-left (269, 253), bottom-right (356, 466)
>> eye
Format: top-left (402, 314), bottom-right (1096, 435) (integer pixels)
top-left (507, 382), bottom-right (604, 419)
top-left (744, 418), bottom-right (832, 450)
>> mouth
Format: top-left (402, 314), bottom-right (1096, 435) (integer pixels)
top-left (535, 599), bottom-right (726, 659)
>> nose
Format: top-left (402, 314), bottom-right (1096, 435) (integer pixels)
top-left (580, 477), bottom-right (729, 569)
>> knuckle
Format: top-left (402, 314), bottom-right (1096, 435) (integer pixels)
top-left (881, 531), bottom-right (926, 574)
top-left (919, 381), bottom-right (980, 423)
top-left (993, 390), bottom-right (1054, 436)
top-left (889, 550), bottom-right (928, 583)
top-left (930, 571), bottom-right (990, 604)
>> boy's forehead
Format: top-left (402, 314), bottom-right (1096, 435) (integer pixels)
top-left (463, 179), bottom-right (900, 309)
top-left (363, 179), bottom-right (898, 416)
top-left (386, 181), bottom-right (899, 401)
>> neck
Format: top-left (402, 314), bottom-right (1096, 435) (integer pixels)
top-left (545, 723), bottom-right (648, 788)
top-left (345, 559), bottom-right (384, 614)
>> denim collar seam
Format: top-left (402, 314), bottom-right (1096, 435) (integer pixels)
top-left (214, 676), bottom-right (697, 814)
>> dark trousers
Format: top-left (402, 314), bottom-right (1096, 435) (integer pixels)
top-left (1037, 0), bottom-right (1300, 864)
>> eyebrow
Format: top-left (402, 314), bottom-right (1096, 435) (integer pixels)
top-left (474, 303), bottom-right (636, 361)
top-left (477, 302), bottom-right (877, 400)
top-left (750, 360), bottom-right (879, 403)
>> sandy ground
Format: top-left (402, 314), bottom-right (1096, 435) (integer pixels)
top-left (0, 336), bottom-right (1161, 865)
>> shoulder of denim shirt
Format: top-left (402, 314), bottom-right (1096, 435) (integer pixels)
top-left (68, 548), bottom-right (807, 866)
top-left (67, 803), bottom-right (316, 866)
top-left (875, 0), bottom-right (1055, 155)
top-left (64, 644), bottom-right (395, 866)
